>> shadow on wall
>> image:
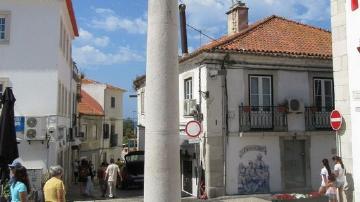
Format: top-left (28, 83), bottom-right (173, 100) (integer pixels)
top-left (344, 173), bottom-right (354, 202)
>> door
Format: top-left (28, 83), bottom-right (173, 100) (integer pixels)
top-left (249, 76), bottom-right (273, 129)
top-left (183, 160), bottom-right (193, 194)
top-left (283, 140), bottom-right (306, 190)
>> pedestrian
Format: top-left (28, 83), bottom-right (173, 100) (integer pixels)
top-left (43, 165), bottom-right (66, 202)
top-left (73, 160), bottom-right (79, 184)
top-left (97, 162), bottom-right (108, 197)
top-left (105, 158), bottom-right (121, 198)
top-left (319, 158), bottom-right (331, 195)
top-left (326, 173), bottom-right (337, 202)
top-left (8, 160), bottom-right (23, 184)
top-left (332, 156), bottom-right (346, 202)
top-left (78, 159), bottom-right (90, 195)
top-left (10, 166), bottom-right (30, 202)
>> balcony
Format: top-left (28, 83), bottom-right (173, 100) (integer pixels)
top-left (305, 107), bottom-right (333, 131)
top-left (239, 106), bottom-right (288, 132)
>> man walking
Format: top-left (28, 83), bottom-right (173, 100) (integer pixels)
top-left (105, 158), bottom-right (121, 198)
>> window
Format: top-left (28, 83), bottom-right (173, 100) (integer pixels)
top-left (250, 76), bottom-right (272, 107)
top-left (103, 124), bottom-right (109, 139)
top-left (111, 124), bottom-right (115, 135)
top-left (140, 92), bottom-right (145, 114)
top-left (0, 11), bottom-right (10, 43)
top-left (184, 78), bottom-right (193, 100)
top-left (92, 125), bottom-right (97, 139)
top-left (80, 124), bottom-right (87, 140)
top-left (111, 97), bottom-right (116, 108)
top-left (314, 79), bottom-right (333, 108)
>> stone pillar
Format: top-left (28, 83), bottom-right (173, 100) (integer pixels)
top-left (144, 0), bottom-right (180, 201)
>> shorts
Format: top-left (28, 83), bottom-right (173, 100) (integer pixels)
top-left (336, 181), bottom-right (345, 188)
top-left (327, 193), bottom-right (337, 200)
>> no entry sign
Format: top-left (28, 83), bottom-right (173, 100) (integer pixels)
top-left (330, 110), bottom-right (343, 131)
top-left (185, 120), bottom-right (202, 138)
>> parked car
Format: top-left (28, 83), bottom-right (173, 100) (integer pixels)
top-left (121, 150), bottom-right (144, 189)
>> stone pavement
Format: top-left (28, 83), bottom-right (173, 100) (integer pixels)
top-left (67, 183), bottom-right (273, 202)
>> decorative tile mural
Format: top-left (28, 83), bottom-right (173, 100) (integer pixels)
top-left (238, 145), bottom-right (270, 194)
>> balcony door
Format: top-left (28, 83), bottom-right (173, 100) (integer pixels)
top-left (313, 79), bottom-right (333, 128)
top-left (249, 76), bottom-right (273, 129)
top-left (314, 79), bottom-right (333, 109)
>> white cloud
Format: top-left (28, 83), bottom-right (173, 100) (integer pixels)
top-left (73, 45), bottom-right (144, 67)
top-left (91, 8), bottom-right (147, 34)
top-left (77, 28), bottom-right (110, 48)
top-left (182, 0), bottom-right (330, 38)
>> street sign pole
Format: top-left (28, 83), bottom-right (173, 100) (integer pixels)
top-left (330, 110), bottom-right (343, 156)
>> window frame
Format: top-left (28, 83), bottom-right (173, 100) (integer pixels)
top-left (249, 75), bottom-right (273, 107)
top-left (313, 78), bottom-right (334, 108)
top-left (0, 11), bottom-right (11, 44)
top-left (184, 77), bottom-right (193, 100)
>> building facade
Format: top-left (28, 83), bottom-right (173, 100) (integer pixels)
top-left (80, 79), bottom-right (125, 164)
top-left (0, 0), bottom-right (80, 188)
top-left (135, 2), bottom-right (336, 198)
top-left (134, 76), bottom-right (146, 151)
top-left (331, 0), bottom-right (360, 201)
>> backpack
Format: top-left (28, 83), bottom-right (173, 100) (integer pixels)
top-left (79, 166), bottom-right (90, 179)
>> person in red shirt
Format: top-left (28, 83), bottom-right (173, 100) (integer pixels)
top-left (97, 162), bottom-right (108, 197)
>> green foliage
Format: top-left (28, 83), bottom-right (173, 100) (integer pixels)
top-left (123, 118), bottom-right (136, 145)
top-left (1, 179), bottom-right (11, 200)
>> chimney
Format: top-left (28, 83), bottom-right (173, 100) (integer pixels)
top-left (226, 1), bottom-right (248, 35)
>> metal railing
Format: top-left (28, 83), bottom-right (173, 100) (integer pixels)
top-left (239, 106), bottom-right (288, 132)
top-left (305, 107), bottom-right (333, 131)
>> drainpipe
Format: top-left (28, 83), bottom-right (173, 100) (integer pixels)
top-left (221, 54), bottom-right (230, 195)
top-left (179, 4), bottom-right (188, 56)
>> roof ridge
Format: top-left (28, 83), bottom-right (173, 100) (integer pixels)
top-left (272, 15), bottom-right (331, 33)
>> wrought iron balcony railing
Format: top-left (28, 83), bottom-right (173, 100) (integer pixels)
top-left (239, 106), bottom-right (288, 132)
top-left (305, 107), bottom-right (333, 131)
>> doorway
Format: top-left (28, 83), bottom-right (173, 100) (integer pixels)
top-left (183, 160), bottom-right (193, 194)
top-left (282, 139), bottom-right (309, 190)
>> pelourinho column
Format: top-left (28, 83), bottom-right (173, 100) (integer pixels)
top-left (144, 0), bottom-right (180, 201)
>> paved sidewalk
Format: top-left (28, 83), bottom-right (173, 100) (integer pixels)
top-left (67, 183), bottom-right (272, 202)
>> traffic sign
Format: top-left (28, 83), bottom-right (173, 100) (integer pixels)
top-left (185, 120), bottom-right (202, 138)
top-left (330, 110), bottom-right (343, 131)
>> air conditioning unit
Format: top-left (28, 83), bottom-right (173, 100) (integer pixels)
top-left (184, 99), bottom-right (197, 116)
top-left (287, 98), bottom-right (304, 113)
top-left (24, 117), bottom-right (47, 140)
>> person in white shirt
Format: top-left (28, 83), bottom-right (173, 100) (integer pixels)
top-left (318, 158), bottom-right (331, 195)
top-left (105, 158), bottom-right (121, 198)
top-left (333, 156), bottom-right (345, 202)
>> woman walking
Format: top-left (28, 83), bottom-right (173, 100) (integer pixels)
top-left (10, 166), bottom-right (30, 202)
top-left (43, 165), bottom-right (66, 202)
top-left (319, 158), bottom-right (331, 195)
top-left (332, 156), bottom-right (345, 202)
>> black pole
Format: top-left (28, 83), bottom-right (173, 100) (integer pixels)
top-left (179, 4), bottom-right (188, 55)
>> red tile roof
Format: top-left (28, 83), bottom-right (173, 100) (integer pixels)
top-left (66, 0), bottom-right (79, 37)
top-left (78, 90), bottom-right (104, 116)
top-left (180, 15), bottom-right (332, 62)
top-left (82, 78), bottom-right (126, 91)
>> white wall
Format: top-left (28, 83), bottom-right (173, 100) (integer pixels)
top-left (346, 4), bottom-right (360, 199)
top-left (310, 134), bottom-right (337, 190)
top-left (226, 136), bottom-right (282, 194)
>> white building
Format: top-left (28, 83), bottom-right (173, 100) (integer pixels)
top-left (0, 0), bottom-right (80, 187)
top-left (80, 78), bottom-right (125, 163)
top-left (331, 0), bottom-right (360, 201)
top-left (135, 2), bottom-right (336, 198)
top-left (133, 75), bottom-right (146, 151)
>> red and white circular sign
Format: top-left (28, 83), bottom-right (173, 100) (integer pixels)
top-left (185, 120), bottom-right (202, 138)
top-left (330, 110), bottom-right (343, 131)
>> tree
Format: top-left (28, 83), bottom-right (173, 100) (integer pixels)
top-left (123, 118), bottom-right (136, 145)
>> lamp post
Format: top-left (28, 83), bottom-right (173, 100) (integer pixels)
top-left (144, 0), bottom-right (180, 201)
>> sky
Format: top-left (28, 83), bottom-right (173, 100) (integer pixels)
top-left (72, 0), bottom-right (331, 119)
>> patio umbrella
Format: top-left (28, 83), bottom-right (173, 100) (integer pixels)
top-left (0, 87), bottom-right (18, 185)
